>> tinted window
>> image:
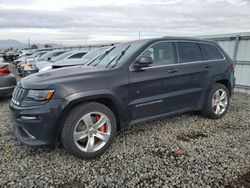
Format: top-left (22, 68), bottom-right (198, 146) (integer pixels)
top-left (141, 42), bottom-right (175, 65)
top-left (177, 42), bottom-right (202, 63)
top-left (199, 43), bottom-right (223, 60)
top-left (68, 52), bottom-right (86, 59)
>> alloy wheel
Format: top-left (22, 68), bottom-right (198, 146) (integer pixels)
top-left (73, 112), bottom-right (111, 152)
top-left (212, 89), bottom-right (228, 115)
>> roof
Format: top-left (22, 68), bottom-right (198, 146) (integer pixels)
top-left (128, 36), bottom-right (218, 45)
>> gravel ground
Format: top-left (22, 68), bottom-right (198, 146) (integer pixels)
top-left (1, 64), bottom-right (250, 187)
top-left (0, 92), bottom-right (249, 187)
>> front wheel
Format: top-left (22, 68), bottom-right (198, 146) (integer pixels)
top-left (201, 83), bottom-right (230, 119)
top-left (61, 102), bottom-right (117, 159)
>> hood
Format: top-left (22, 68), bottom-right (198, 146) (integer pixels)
top-left (14, 56), bottom-right (26, 63)
top-left (52, 59), bottom-right (89, 68)
top-left (20, 65), bottom-right (106, 90)
top-left (39, 66), bottom-right (52, 72)
top-left (35, 61), bottom-right (53, 69)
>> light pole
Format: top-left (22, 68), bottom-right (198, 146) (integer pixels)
top-left (28, 37), bottom-right (30, 48)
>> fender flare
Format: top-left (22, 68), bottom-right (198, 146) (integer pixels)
top-left (55, 90), bottom-right (129, 145)
top-left (197, 74), bottom-right (231, 109)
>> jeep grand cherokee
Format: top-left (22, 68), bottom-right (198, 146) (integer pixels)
top-left (10, 37), bottom-right (235, 159)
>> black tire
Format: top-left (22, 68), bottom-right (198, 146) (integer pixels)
top-left (60, 102), bottom-right (117, 159)
top-left (201, 83), bottom-right (230, 119)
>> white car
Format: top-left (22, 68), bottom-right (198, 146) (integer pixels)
top-left (14, 50), bottom-right (49, 67)
top-left (39, 47), bottom-right (111, 72)
top-left (35, 50), bottom-right (87, 70)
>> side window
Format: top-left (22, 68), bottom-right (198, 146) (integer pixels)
top-left (141, 42), bottom-right (175, 66)
top-left (68, 53), bottom-right (86, 59)
top-left (199, 43), bottom-right (224, 60)
top-left (177, 42), bottom-right (202, 63)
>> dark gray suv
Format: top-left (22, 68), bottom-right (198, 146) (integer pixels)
top-left (10, 37), bottom-right (235, 159)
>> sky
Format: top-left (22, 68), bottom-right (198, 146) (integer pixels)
top-left (0, 0), bottom-right (250, 45)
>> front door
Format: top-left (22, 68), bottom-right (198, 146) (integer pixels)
top-left (128, 41), bottom-right (183, 121)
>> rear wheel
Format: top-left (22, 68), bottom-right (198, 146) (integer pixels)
top-left (201, 83), bottom-right (229, 119)
top-left (61, 102), bottom-right (117, 159)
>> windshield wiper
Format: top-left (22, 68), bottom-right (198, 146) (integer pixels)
top-left (110, 45), bottom-right (131, 68)
top-left (87, 46), bottom-right (116, 67)
top-left (105, 55), bottom-right (118, 68)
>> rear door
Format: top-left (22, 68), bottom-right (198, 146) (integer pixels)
top-left (176, 42), bottom-right (209, 109)
top-left (198, 42), bottom-right (226, 82)
top-left (128, 41), bottom-right (183, 121)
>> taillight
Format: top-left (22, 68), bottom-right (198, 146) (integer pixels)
top-left (27, 63), bottom-right (33, 67)
top-left (24, 63), bottom-right (33, 68)
top-left (0, 66), bottom-right (10, 75)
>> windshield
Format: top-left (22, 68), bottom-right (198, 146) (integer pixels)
top-left (38, 50), bottom-right (67, 61)
top-left (26, 50), bottom-right (36, 56)
top-left (50, 51), bottom-right (74, 62)
top-left (88, 41), bottom-right (146, 68)
top-left (82, 47), bottom-right (110, 60)
top-left (38, 51), bottom-right (55, 61)
top-left (30, 51), bottom-right (47, 58)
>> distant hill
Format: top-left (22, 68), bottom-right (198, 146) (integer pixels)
top-left (0, 39), bottom-right (63, 49)
top-left (0, 39), bottom-right (25, 49)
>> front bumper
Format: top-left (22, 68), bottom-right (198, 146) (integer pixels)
top-left (10, 99), bottom-right (65, 147)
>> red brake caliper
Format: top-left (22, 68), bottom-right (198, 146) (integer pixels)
top-left (96, 114), bottom-right (105, 132)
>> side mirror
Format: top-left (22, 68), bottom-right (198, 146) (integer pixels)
top-left (133, 56), bottom-right (153, 69)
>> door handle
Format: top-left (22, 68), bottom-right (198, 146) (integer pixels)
top-left (203, 64), bottom-right (211, 68)
top-left (168, 69), bottom-right (179, 73)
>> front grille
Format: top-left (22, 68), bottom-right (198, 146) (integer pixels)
top-left (12, 87), bottom-right (26, 106)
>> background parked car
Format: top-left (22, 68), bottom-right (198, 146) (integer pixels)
top-left (14, 48), bottom-right (53, 67)
top-left (14, 49), bottom-right (42, 67)
top-left (50, 50), bottom-right (87, 62)
top-left (25, 51), bottom-right (49, 63)
top-left (19, 51), bottom-right (51, 76)
top-left (16, 51), bottom-right (50, 75)
top-left (35, 49), bottom-right (69, 63)
top-left (21, 50), bottom-right (71, 76)
top-left (0, 53), bottom-right (4, 62)
top-left (16, 50), bottom-right (66, 76)
top-left (41, 47), bottom-right (111, 71)
top-left (0, 62), bottom-right (16, 97)
top-left (3, 50), bottom-right (20, 61)
top-left (34, 50), bottom-right (87, 70)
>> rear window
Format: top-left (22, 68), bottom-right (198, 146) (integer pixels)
top-left (199, 43), bottom-right (224, 60)
top-left (177, 42), bottom-right (202, 63)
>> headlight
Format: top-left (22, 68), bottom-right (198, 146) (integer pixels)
top-left (27, 90), bottom-right (55, 101)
